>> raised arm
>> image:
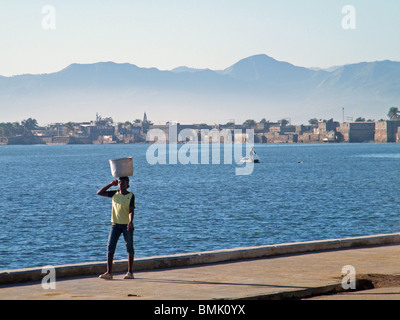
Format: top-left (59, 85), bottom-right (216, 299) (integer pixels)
top-left (97, 180), bottom-right (118, 197)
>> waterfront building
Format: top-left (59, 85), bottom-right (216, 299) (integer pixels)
top-left (336, 122), bottom-right (375, 143)
top-left (375, 120), bottom-right (400, 143)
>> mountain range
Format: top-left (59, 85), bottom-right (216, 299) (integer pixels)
top-left (1, 54), bottom-right (399, 125)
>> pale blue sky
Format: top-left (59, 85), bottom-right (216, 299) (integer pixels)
top-left (1, 0), bottom-right (400, 76)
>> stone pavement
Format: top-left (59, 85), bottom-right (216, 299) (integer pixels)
top-left (1, 243), bottom-right (400, 300)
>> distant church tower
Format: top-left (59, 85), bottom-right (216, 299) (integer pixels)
top-left (142, 112), bottom-right (150, 133)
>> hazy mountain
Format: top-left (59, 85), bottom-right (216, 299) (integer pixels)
top-left (309, 65), bottom-right (345, 72)
top-left (221, 54), bottom-right (319, 82)
top-left (171, 66), bottom-right (209, 73)
top-left (0, 54), bottom-right (399, 125)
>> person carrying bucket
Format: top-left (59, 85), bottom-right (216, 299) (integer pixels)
top-left (97, 177), bottom-right (135, 280)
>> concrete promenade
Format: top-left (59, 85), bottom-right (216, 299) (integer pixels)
top-left (1, 233), bottom-right (400, 300)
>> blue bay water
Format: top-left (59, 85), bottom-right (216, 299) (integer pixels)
top-left (1, 143), bottom-right (400, 271)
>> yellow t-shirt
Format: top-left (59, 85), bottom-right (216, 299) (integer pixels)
top-left (111, 191), bottom-right (135, 224)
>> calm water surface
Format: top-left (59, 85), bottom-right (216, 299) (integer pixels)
top-left (1, 143), bottom-right (400, 270)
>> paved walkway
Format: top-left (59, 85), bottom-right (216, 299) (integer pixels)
top-left (1, 244), bottom-right (400, 300)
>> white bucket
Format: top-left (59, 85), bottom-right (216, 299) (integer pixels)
top-left (109, 157), bottom-right (134, 178)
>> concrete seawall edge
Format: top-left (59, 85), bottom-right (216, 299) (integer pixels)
top-left (1, 233), bottom-right (400, 285)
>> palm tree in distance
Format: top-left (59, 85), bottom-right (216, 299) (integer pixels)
top-left (388, 107), bottom-right (400, 120)
top-left (21, 118), bottom-right (38, 131)
top-left (21, 118), bottom-right (38, 136)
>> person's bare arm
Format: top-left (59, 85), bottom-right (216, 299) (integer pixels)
top-left (127, 195), bottom-right (135, 231)
top-left (97, 180), bottom-right (118, 197)
top-left (127, 209), bottom-right (134, 231)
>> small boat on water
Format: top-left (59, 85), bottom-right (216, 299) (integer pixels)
top-left (240, 147), bottom-right (260, 163)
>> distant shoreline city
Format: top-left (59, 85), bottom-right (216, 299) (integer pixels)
top-left (2, 109), bottom-right (400, 145)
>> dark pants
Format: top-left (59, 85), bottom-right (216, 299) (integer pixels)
top-left (107, 223), bottom-right (134, 255)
